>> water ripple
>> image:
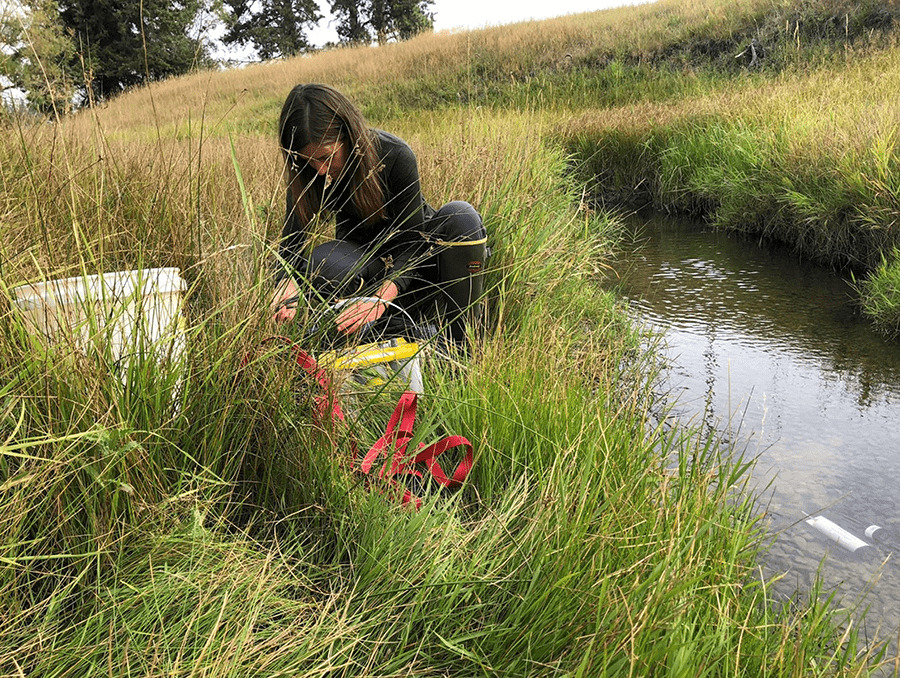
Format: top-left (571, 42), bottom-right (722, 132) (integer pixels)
top-left (615, 212), bottom-right (900, 633)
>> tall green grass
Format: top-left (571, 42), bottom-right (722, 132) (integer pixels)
top-left (857, 249), bottom-right (900, 331)
top-left (1, 104), bottom-right (886, 674)
top-left (2, 0), bottom-right (899, 672)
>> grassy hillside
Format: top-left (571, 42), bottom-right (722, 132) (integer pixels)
top-left (2, 0), bottom-right (899, 674)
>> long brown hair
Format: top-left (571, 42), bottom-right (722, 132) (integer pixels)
top-left (279, 84), bottom-right (385, 229)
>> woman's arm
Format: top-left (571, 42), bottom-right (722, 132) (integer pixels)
top-left (276, 190), bottom-right (309, 281)
top-left (335, 280), bottom-right (399, 334)
top-left (272, 277), bottom-right (300, 323)
top-left (377, 135), bottom-right (431, 293)
top-left (273, 190), bottom-right (308, 323)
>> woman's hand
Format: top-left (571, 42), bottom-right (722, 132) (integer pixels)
top-left (335, 281), bottom-right (399, 334)
top-left (272, 278), bottom-right (300, 323)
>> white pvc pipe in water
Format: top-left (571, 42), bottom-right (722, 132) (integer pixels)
top-left (805, 515), bottom-right (870, 553)
top-left (865, 525), bottom-right (883, 540)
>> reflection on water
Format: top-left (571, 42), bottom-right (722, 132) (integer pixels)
top-left (616, 213), bottom-right (900, 636)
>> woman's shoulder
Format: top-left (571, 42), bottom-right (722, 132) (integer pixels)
top-left (373, 128), bottom-right (408, 148)
top-left (373, 129), bottom-right (417, 174)
top-left (374, 129), bottom-right (415, 157)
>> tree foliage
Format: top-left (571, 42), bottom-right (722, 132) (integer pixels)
top-left (221, 0), bottom-right (320, 60)
top-left (330, 0), bottom-right (433, 45)
top-left (57, 0), bottom-right (214, 102)
top-left (1, 0), bottom-right (76, 115)
top-left (329, 0), bottom-right (368, 44)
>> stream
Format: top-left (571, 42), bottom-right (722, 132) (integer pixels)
top-left (615, 211), bottom-right (900, 640)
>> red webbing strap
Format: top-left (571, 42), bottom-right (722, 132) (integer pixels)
top-left (412, 435), bottom-right (473, 489)
top-left (360, 391), bottom-right (417, 477)
top-left (250, 336), bottom-right (345, 425)
top-left (360, 392), bottom-right (474, 508)
top-left (293, 347), bottom-right (345, 425)
top-left (248, 337), bottom-right (473, 508)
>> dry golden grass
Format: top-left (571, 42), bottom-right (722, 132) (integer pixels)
top-left (0, 98), bottom-right (560, 293)
top-left (559, 44), bottom-right (900, 164)
top-left (0, 123), bottom-right (282, 282)
top-left (60, 0), bottom-right (782, 142)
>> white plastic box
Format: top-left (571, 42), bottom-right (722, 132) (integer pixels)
top-left (11, 267), bottom-right (187, 377)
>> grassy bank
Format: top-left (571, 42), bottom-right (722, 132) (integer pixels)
top-left (562, 44), bottom-right (900, 332)
top-left (2, 0), bottom-right (898, 674)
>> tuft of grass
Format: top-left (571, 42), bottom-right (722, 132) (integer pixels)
top-left (856, 248), bottom-right (900, 334)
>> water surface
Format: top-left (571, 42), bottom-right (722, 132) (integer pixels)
top-left (616, 212), bottom-right (900, 636)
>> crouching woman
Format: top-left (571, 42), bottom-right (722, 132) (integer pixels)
top-left (272, 83), bottom-right (487, 341)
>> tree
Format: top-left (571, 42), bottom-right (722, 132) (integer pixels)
top-left (1, 0), bottom-right (76, 115)
top-left (370, 0), bottom-right (432, 43)
top-left (58, 0), bottom-right (214, 102)
top-left (330, 0), bottom-right (432, 46)
top-left (221, 0), bottom-right (320, 60)
top-left (329, 0), bottom-right (367, 44)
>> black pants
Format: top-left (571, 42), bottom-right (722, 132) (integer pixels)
top-left (303, 201), bottom-right (486, 340)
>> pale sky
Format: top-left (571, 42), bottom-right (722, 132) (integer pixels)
top-left (432, 0), bottom-right (651, 31)
top-left (309, 0), bottom-right (654, 46)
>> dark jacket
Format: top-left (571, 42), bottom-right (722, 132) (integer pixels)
top-left (280, 130), bottom-right (435, 293)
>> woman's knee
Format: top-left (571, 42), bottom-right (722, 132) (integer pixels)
top-left (431, 201), bottom-right (484, 240)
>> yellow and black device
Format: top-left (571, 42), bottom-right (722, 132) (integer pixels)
top-left (317, 337), bottom-right (424, 393)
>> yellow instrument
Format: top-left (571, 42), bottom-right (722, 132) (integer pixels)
top-left (317, 337), bottom-right (424, 393)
